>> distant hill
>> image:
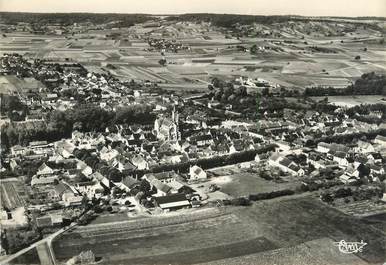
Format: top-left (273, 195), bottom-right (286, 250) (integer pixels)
top-left (165, 13), bottom-right (386, 32)
top-left (0, 12), bottom-right (384, 33)
top-left (0, 12), bottom-right (152, 27)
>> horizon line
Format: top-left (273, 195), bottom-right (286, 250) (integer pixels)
top-left (0, 11), bottom-right (385, 19)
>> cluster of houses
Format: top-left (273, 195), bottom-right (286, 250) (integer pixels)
top-left (2, 52), bottom-right (386, 232)
top-left (264, 135), bottom-right (385, 190)
top-left (146, 38), bottom-right (189, 53)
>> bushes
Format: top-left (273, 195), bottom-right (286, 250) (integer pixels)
top-left (248, 189), bottom-right (295, 201)
top-left (305, 72), bottom-right (386, 96)
top-left (77, 210), bottom-right (96, 226)
top-left (147, 144), bottom-right (277, 174)
top-left (223, 197), bottom-right (251, 206)
top-left (352, 186), bottom-right (383, 201)
top-left (221, 189), bottom-right (295, 207)
top-left (300, 179), bottom-right (342, 192)
top-left (320, 185), bottom-right (382, 204)
top-left (3, 228), bottom-right (41, 254)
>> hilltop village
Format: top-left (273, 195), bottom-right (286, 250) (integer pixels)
top-left (0, 13), bottom-right (385, 265)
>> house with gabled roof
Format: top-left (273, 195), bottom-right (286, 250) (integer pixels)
top-left (76, 160), bottom-right (93, 177)
top-left (189, 165), bottom-right (207, 180)
top-left (355, 140), bottom-right (375, 154)
top-left (269, 153), bottom-right (304, 176)
top-left (130, 155), bottom-right (148, 170)
top-left (10, 145), bottom-right (26, 156)
top-left (145, 176), bottom-right (173, 197)
top-left (117, 177), bottom-right (140, 192)
top-left (112, 155), bottom-right (137, 172)
top-left (49, 182), bottom-right (73, 200)
top-left (367, 152), bottom-right (383, 164)
top-left (55, 140), bottom-right (75, 158)
top-left (100, 148), bottom-right (119, 161)
top-left (31, 174), bottom-right (58, 187)
top-left (75, 180), bottom-right (104, 199)
top-left (36, 163), bottom-right (54, 176)
top-left (339, 173), bottom-right (358, 184)
top-left (168, 180), bottom-right (187, 193)
top-left (345, 165), bottom-right (360, 178)
top-left (188, 133), bottom-right (214, 147)
top-left (332, 151), bottom-right (349, 167)
top-left (35, 213), bottom-right (63, 228)
top-left (353, 156), bottom-right (369, 169)
top-left (143, 171), bottom-right (179, 184)
top-left (369, 164), bottom-right (385, 175)
top-left (374, 135), bottom-right (386, 147)
top-left (91, 172), bottom-right (110, 188)
top-left (313, 141), bottom-right (323, 152)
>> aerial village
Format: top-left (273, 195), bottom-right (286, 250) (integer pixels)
top-left (0, 13), bottom-right (385, 264)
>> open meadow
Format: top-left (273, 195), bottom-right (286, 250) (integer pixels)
top-left (51, 196), bottom-right (386, 264)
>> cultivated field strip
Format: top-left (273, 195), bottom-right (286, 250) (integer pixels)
top-left (77, 214), bottom-right (239, 240)
top-left (54, 215), bottom-right (260, 262)
top-left (0, 181), bottom-right (25, 209)
top-left (74, 207), bottom-right (226, 234)
top-left (336, 200), bottom-right (386, 217)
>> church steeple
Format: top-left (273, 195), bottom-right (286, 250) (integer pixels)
top-left (172, 105), bottom-right (179, 125)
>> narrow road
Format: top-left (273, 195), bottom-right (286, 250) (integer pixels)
top-left (0, 223), bottom-right (76, 265)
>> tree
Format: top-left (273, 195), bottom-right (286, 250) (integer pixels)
top-left (212, 77), bottom-right (220, 88)
top-left (262, 87), bottom-right (269, 96)
top-left (158, 58), bottom-right (167, 66)
top-left (320, 193), bottom-right (333, 203)
top-left (250, 44), bottom-right (257, 54)
top-left (4, 228), bottom-right (41, 254)
top-left (139, 179), bottom-right (151, 193)
top-left (107, 168), bottom-right (123, 183)
top-left (357, 163), bottom-right (370, 178)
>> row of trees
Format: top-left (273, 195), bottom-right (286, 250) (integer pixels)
top-left (0, 95), bottom-right (27, 121)
top-left (309, 129), bottom-right (386, 146)
top-left (305, 72), bottom-right (386, 96)
top-left (2, 227), bottom-right (41, 254)
top-left (134, 144), bottom-right (277, 177)
top-left (54, 104), bottom-right (156, 133)
top-left (1, 121), bottom-right (69, 150)
top-left (1, 104), bottom-right (156, 149)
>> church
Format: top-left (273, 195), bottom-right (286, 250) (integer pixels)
top-left (154, 107), bottom-right (181, 141)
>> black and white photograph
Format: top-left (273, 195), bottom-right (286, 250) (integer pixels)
top-left (0, 1), bottom-right (385, 264)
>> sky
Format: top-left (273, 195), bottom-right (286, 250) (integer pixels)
top-left (0, 0), bottom-right (385, 17)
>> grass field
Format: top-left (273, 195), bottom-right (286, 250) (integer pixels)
top-left (105, 237), bottom-right (276, 265)
top-left (237, 197), bottom-right (386, 264)
top-left (217, 172), bottom-right (300, 197)
top-left (52, 196), bottom-right (386, 265)
top-left (53, 208), bottom-right (266, 264)
top-left (312, 95), bottom-right (386, 107)
top-left (196, 237), bottom-right (369, 265)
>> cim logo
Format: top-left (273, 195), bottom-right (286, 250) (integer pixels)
top-left (334, 240), bottom-right (367, 254)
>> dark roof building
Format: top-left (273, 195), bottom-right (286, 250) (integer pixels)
top-left (154, 193), bottom-right (191, 211)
